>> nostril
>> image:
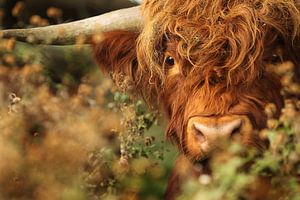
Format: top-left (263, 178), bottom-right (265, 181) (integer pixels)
top-left (230, 121), bottom-right (242, 139)
top-left (230, 126), bottom-right (241, 138)
top-left (191, 118), bottom-right (243, 140)
top-left (193, 124), bottom-right (206, 143)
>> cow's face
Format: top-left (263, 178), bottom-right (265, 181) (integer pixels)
top-left (161, 40), bottom-right (284, 161)
top-left (94, 0), bottom-right (300, 162)
top-left (2, 0), bottom-right (300, 165)
top-left (134, 0), bottom-right (300, 161)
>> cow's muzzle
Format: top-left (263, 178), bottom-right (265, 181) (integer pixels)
top-left (186, 115), bottom-right (253, 155)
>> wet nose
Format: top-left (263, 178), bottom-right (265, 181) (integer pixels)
top-left (186, 115), bottom-right (246, 154)
top-left (193, 117), bottom-right (242, 139)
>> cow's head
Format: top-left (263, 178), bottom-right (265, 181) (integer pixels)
top-left (2, 0), bottom-right (300, 162)
top-left (136, 0), bottom-right (300, 162)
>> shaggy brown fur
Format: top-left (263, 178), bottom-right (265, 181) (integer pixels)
top-left (93, 0), bottom-right (300, 199)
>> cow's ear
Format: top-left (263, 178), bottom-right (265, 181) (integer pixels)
top-left (92, 30), bottom-right (138, 89)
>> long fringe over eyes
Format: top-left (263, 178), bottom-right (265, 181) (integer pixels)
top-left (137, 0), bottom-right (300, 90)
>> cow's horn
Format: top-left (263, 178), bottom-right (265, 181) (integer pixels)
top-left (0, 6), bottom-right (142, 45)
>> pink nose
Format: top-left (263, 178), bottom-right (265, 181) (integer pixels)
top-left (186, 115), bottom-right (248, 154)
top-left (193, 118), bottom-right (242, 139)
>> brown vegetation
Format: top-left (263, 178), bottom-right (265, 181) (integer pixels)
top-left (93, 1), bottom-right (300, 198)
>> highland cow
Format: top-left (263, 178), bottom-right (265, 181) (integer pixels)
top-left (2, 0), bottom-right (300, 199)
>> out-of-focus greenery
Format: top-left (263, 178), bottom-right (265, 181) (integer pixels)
top-left (0, 40), bottom-right (177, 200)
top-left (179, 115), bottom-right (300, 200)
top-left (178, 62), bottom-right (300, 200)
top-left (0, 4), bottom-right (177, 199)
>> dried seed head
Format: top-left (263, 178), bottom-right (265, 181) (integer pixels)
top-left (265, 103), bottom-right (277, 119)
top-left (40, 19), bottom-right (49, 26)
top-left (274, 133), bottom-right (285, 146)
top-left (47, 7), bottom-right (63, 19)
top-left (8, 93), bottom-right (21, 113)
top-left (119, 156), bottom-right (129, 169)
top-left (296, 100), bottom-right (300, 110)
top-left (75, 35), bottom-right (87, 50)
top-left (259, 129), bottom-right (270, 140)
top-left (145, 136), bottom-right (155, 146)
top-left (30, 15), bottom-right (49, 26)
top-left (92, 34), bottom-right (104, 44)
top-left (0, 9), bottom-right (4, 19)
top-left (12, 1), bottom-right (25, 17)
top-left (5, 38), bottom-right (16, 52)
top-left (281, 100), bottom-right (298, 119)
top-left (281, 75), bottom-right (293, 86)
top-left (30, 15), bottom-right (42, 26)
top-left (288, 83), bottom-right (300, 95)
top-left (3, 54), bottom-right (16, 65)
top-left (275, 61), bottom-right (294, 75)
top-left (198, 174), bottom-right (212, 185)
top-left (267, 119), bottom-right (278, 129)
top-left (78, 84), bottom-right (93, 96)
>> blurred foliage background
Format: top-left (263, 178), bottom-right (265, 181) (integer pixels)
top-left (0, 1), bottom-right (300, 200)
top-left (0, 1), bottom-right (177, 199)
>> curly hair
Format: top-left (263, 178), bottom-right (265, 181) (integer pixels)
top-left (137, 0), bottom-right (300, 88)
top-left (94, 0), bottom-right (300, 161)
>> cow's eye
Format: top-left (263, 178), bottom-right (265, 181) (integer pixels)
top-left (270, 54), bottom-right (282, 64)
top-left (165, 56), bottom-right (175, 66)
